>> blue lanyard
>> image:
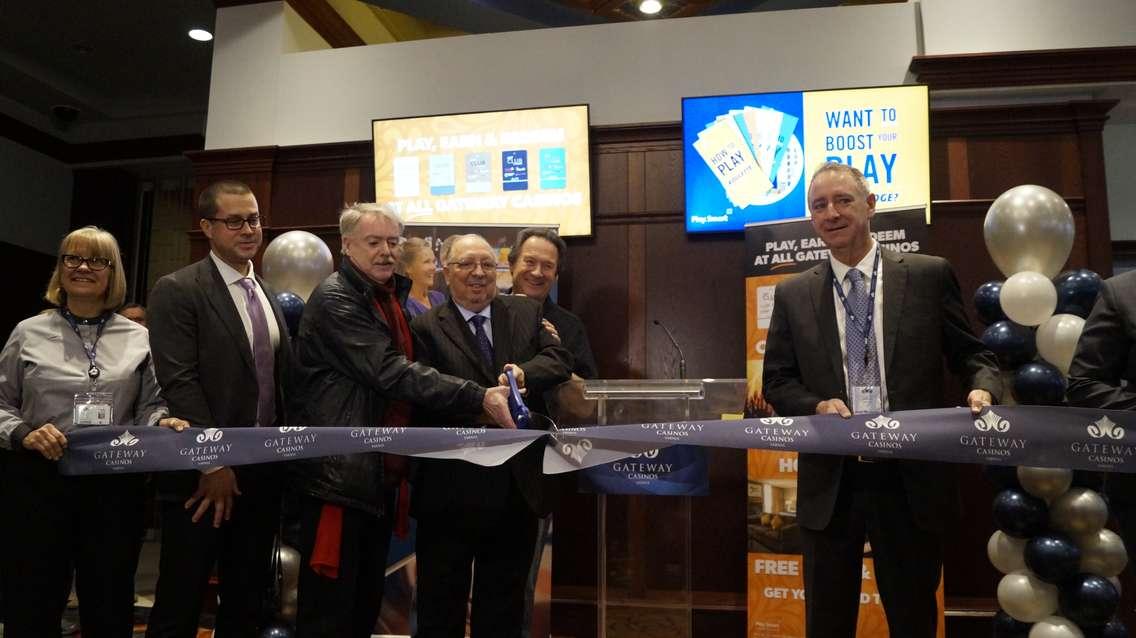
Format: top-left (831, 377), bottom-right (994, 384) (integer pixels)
top-left (60, 308), bottom-right (109, 384)
top-left (831, 249), bottom-right (881, 368)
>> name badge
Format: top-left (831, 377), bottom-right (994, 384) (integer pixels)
top-left (850, 385), bottom-right (882, 414)
top-left (74, 392), bottom-right (114, 426)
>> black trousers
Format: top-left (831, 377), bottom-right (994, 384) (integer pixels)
top-left (0, 451), bottom-right (145, 638)
top-left (800, 460), bottom-right (942, 638)
top-left (145, 470), bottom-right (280, 638)
top-left (294, 495), bottom-right (393, 638)
top-left (414, 492), bottom-right (538, 638)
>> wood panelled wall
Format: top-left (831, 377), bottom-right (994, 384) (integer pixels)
top-left (185, 98), bottom-right (1116, 637)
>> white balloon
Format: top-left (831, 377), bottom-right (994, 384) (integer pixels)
top-left (984, 184), bottom-right (1074, 279)
top-left (998, 570), bottom-right (1059, 623)
top-left (988, 530), bottom-right (1028, 574)
top-left (1036, 314), bottom-right (1086, 375)
top-left (1029, 615), bottom-right (1084, 638)
top-left (1001, 271), bottom-right (1057, 327)
top-left (262, 230), bottom-right (334, 302)
top-left (1050, 488), bottom-right (1109, 537)
top-left (1079, 528), bottom-right (1128, 577)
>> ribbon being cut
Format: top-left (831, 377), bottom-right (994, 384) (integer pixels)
top-left (59, 404), bottom-right (1136, 477)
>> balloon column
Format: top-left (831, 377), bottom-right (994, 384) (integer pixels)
top-left (263, 230), bottom-right (334, 302)
top-left (980, 185), bottom-right (1127, 637)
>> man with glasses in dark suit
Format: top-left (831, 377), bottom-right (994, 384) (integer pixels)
top-left (410, 234), bottom-right (572, 638)
top-left (146, 180), bottom-right (292, 637)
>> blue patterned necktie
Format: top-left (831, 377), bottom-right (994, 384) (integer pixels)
top-left (469, 314), bottom-right (495, 370)
top-left (845, 268), bottom-right (880, 387)
top-left (238, 278), bottom-right (275, 427)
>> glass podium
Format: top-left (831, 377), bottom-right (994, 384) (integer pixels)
top-left (548, 378), bottom-right (747, 638)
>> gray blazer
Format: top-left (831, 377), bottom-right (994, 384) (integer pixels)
top-left (762, 248), bottom-right (1001, 531)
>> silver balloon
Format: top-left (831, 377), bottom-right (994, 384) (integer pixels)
top-left (1050, 488), bottom-right (1109, 537)
top-left (1018, 466), bottom-right (1073, 501)
top-left (263, 230), bottom-right (334, 302)
top-left (1028, 616), bottom-right (1084, 638)
top-left (1000, 271), bottom-right (1057, 327)
top-left (1036, 314), bottom-right (1086, 375)
top-left (988, 530), bottom-right (1028, 574)
top-left (1109, 575), bottom-right (1122, 596)
top-left (279, 544), bottom-right (300, 622)
top-left (1079, 528), bottom-right (1128, 577)
top-left (984, 184), bottom-right (1074, 279)
top-left (998, 570), bottom-right (1059, 623)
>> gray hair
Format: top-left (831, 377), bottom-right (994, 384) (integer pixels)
top-left (809, 161), bottom-right (872, 199)
top-left (446, 234), bottom-right (495, 263)
top-left (338, 202), bottom-right (404, 238)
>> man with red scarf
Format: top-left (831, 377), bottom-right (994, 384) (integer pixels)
top-left (288, 204), bottom-right (517, 637)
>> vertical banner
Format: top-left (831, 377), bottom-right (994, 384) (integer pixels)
top-left (744, 211), bottom-right (938, 638)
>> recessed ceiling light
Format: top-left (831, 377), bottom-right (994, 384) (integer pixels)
top-left (639, 0), bottom-right (662, 14)
top-left (188, 29), bottom-right (213, 42)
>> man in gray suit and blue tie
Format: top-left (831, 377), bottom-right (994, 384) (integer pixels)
top-left (762, 162), bottom-right (1001, 637)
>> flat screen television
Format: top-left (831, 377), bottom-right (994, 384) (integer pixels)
top-left (373, 104), bottom-right (592, 236)
top-left (682, 85), bottom-right (930, 233)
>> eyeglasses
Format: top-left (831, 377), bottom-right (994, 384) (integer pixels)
top-left (447, 260), bottom-right (497, 273)
top-left (204, 215), bottom-right (261, 230)
top-left (61, 254), bottom-right (112, 271)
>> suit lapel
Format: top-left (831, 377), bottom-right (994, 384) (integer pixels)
top-left (881, 248), bottom-right (907, 376)
top-left (199, 259), bottom-right (255, 373)
top-left (490, 297), bottom-right (515, 372)
top-left (810, 262), bottom-right (846, 394)
top-left (438, 301), bottom-right (495, 384)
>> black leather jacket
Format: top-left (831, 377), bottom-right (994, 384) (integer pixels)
top-left (288, 258), bottom-right (485, 517)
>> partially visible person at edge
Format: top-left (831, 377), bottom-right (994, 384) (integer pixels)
top-left (146, 180), bottom-right (293, 637)
top-left (0, 226), bottom-right (187, 637)
top-left (287, 203), bottom-right (518, 637)
top-left (119, 302), bottom-right (147, 327)
top-left (397, 236), bottom-right (445, 318)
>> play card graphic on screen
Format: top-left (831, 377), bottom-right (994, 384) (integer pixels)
top-left (373, 104), bottom-right (592, 236)
top-left (683, 85), bottom-right (929, 233)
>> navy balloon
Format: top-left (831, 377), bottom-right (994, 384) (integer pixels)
top-left (1083, 618), bottom-right (1129, 638)
top-left (260, 623), bottom-right (294, 638)
top-left (1024, 534), bottom-right (1082, 583)
top-left (975, 281), bottom-right (1008, 325)
top-left (1055, 269), bottom-right (1102, 318)
top-left (1013, 361), bottom-right (1067, 405)
top-left (1060, 574), bottom-right (1120, 628)
top-left (993, 489), bottom-right (1048, 538)
top-left (275, 292), bottom-right (304, 338)
top-left (983, 320), bottom-right (1037, 368)
top-left (992, 610), bottom-right (1032, 638)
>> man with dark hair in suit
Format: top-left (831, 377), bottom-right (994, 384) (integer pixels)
top-left (1067, 272), bottom-right (1136, 569)
top-left (146, 180), bottom-right (291, 637)
top-left (411, 233), bottom-right (572, 638)
top-left (761, 162), bottom-right (1000, 637)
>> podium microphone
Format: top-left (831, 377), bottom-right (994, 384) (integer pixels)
top-left (653, 319), bottom-right (687, 380)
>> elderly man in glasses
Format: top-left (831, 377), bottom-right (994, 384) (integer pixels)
top-left (409, 233), bottom-right (572, 638)
top-left (287, 207), bottom-right (520, 637)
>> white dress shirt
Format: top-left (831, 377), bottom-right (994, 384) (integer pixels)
top-left (209, 252), bottom-right (281, 352)
top-left (455, 303), bottom-right (493, 346)
top-left (829, 240), bottom-right (889, 410)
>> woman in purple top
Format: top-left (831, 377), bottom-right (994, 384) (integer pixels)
top-left (398, 237), bottom-right (445, 317)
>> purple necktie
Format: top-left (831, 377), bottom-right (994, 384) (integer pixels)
top-left (239, 278), bottom-right (275, 427)
top-left (469, 314), bottom-right (495, 370)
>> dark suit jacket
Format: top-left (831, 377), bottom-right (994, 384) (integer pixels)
top-left (410, 295), bottom-right (572, 517)
top-left (762, 248), bottom-right (1000, 532)
top-left (148, 256), bottom-right (292, 499)
top-left (1067, 270), bottom-right (1136, 502)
